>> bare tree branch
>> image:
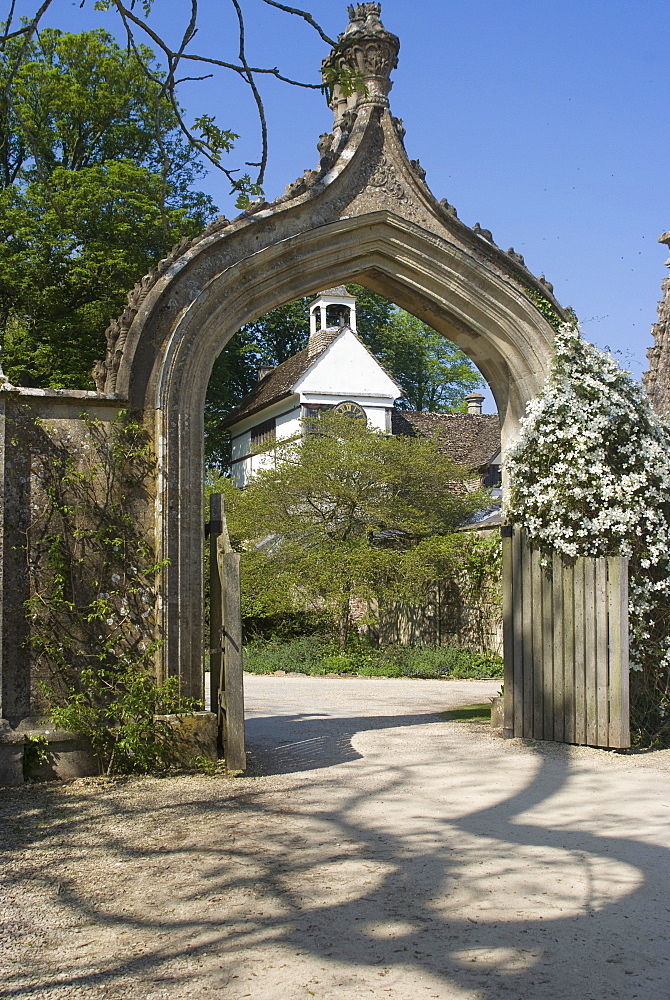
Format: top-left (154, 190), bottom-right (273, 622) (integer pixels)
top-left (259, 0), bottom-right (336, 47)
top-left (231, 0), bottom-right (267, 186)
top-left (1, 0), bottom-right (339, 201)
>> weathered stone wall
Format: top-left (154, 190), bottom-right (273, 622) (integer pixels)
top-left (0, 388), bottom-right (127, 724)
top-left (644, 233), bottom-right (670, 415)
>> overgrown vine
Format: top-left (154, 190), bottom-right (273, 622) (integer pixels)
top-left (25, 411), bottom-right (201, 774)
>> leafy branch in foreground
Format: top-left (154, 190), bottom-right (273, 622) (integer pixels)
top-left (1, 0), bottom-right (339, 202)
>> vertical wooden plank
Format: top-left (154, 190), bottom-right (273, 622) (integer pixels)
top-left (501, 526), bottom-right (515, 738)
top-left (531, 544), bottom-right (544, 740)
top-left (209, 494), bottom-right (223, 724)
top-left (584, 558), bottom-right (598, 746)
top-left (595, 556), bottom-right (609, 747)
top-left (542, 555), bottom-right (554, 741)
top-left (607, 556), bottom-right (631, 748)
top-left (521, 530), bottom-right (534, 738)
top-left (552, 550), bottom-right (565, 743)
top-left (512, 527), bottom-right (524, 737)
top-left (562, 559), bottom-right (575, 744)
top-left (221, 551), bottom-right (246, 772)
top-left (573, 557), bottom-right (587, 745)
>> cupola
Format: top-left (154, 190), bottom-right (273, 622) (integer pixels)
top-left (308, 287), bottom-right (358, 357)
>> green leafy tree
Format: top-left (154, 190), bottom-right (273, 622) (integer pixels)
top-left (0, 28), bottom-right (217, 388)
top-left (222, 412), bottom-right (490, 647)
top-left (377, 310), bottom-right (484, 412)
top-left (1, 1), bottom-right (340, 200)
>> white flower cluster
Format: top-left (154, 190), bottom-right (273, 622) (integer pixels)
top-left (505, 324), bottom-right (670, 685)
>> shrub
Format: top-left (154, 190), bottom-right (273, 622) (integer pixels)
top-left (243, 637), bottom-right (504, 679)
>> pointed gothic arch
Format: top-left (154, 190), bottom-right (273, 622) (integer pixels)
top-left (93, 5), bottom-right (564, 692)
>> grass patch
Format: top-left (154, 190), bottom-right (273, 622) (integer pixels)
top-left (243, 637), bottom-right (504, 680)
top-left (441, 703), bottom-right (492, 722)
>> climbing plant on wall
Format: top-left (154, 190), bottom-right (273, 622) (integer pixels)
top-left (25, 412), bottom-right (200, 773)
top-left (506, 324), bottom-right (670, 745)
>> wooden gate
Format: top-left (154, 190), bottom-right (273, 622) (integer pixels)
top-left (501, 526), bottom-right (630, 748)
top-left (208, 493), bottom-right (246, 771)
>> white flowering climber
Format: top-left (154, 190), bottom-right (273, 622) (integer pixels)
top-left (506, 324), bottom-right (670, 739)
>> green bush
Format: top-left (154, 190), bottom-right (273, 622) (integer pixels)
top-left (243, 637), bottom-right (503, 679)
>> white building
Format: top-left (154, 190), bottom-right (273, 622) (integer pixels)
top-left (223, 288), bottom-right (404, 488)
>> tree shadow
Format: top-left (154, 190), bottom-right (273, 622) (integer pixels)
top-left (1, 724), bottom-right (669, 998)
top-left (244, 708), bottom-right (449, 773)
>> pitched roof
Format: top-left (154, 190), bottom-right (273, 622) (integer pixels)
top-left (221, 347), bottom-right (313, 428)
top-left (391, 411), bottom-right (500, 470)
top-left (222, 326), bottom-right (402, 429)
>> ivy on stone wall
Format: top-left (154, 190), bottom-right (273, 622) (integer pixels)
top-left (25, 412), bottom-right (200, 773)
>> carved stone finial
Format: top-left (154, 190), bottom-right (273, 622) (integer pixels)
top-left (507, 247), bottom-right (526, 266)
top-left (538, 274), bottom-right (554, 294)
top-left (92, 359), bottom-right (107, 393)
top-left (659, 231), bottom-right (670, 246)
top-left (323, 3), bottom-right (399, 121)
top-left (439, 198), bottom-right (458, 220)
top-left (473, 222), bottom-right (494, 244)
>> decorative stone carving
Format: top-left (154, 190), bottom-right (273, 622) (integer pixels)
top-left (409, 159), bottom-right (426, 182)
top-left (91, 360), bottom-right (107, 393)
top-left (369, 154), bottom-right (408, 205)
top-left (392, 116), bottom-right (406, 144)
top-left (438, 198), bottom-right (458, 219)
top-left (507, 247), bottom-right (525, 266)
top-left (644, 232), bottom-right (670, 415)
top-left (538, 274), bottom-right (554, 294)
top-left (473, 222), bottom-right (494, 244)
top-left (322, 2), bottom-right (400, 119)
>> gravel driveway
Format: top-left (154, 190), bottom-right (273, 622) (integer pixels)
top-left (2, 674), bottom-right (670, 1000)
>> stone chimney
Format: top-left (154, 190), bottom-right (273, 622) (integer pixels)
top-left (466, 393), bottom-right (485, 415)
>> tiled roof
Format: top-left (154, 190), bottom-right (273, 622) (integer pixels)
top-left (221, 347), bottom-right (314, 428)
top-left (391, 411), bottom-right (500, 470)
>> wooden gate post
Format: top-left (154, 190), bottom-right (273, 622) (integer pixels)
top-left (208, 493), bottom-right (224, 723)
top-left (208, 493), bottom-right (246, 772)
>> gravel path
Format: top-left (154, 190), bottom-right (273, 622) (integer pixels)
top-left (2, 675), bottom-right (670, 1000)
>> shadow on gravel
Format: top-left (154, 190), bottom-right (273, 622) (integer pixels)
top-left (1, 730), bottom-right (669, 999)
top-left (244, 709), bottom-right (448, 774)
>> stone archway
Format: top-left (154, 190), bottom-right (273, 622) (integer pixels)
top-left (95, 5), bottom-right (562, 695)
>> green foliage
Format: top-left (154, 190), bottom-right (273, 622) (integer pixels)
top-left (507, 324), bottom-right (670, 746)
top-left (243, 636), bottom-right (504, 679)
top-left (22, 734), bottom-right (49, 776)
top-left (0, 28), bottom-right (217, 388)
top-left (49, 669), bottom-right (201, 776)
top-left (364, 308), bottom-right (484, 412)
top-left (525, 288), bottom-right (564, 332)
top-left (441, 704), bottom-right (492, 722)
top-left (222, 411), bottom-right (491, 646)
top-left (25, 412), bottom-right (201, 774)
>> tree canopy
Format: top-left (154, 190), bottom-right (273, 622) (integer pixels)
top-left (0, 28), bottom-right (216, 388)
top-left (1, 1), bottom-right (341, 200)
top-left (221, 411), bottom-right (490, 646)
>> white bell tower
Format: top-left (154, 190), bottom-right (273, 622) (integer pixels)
top-left (309, 286), bottom-right (358, 338)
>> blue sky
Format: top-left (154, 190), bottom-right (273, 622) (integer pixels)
top-left (10, 0), bottom-right (670, 407)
